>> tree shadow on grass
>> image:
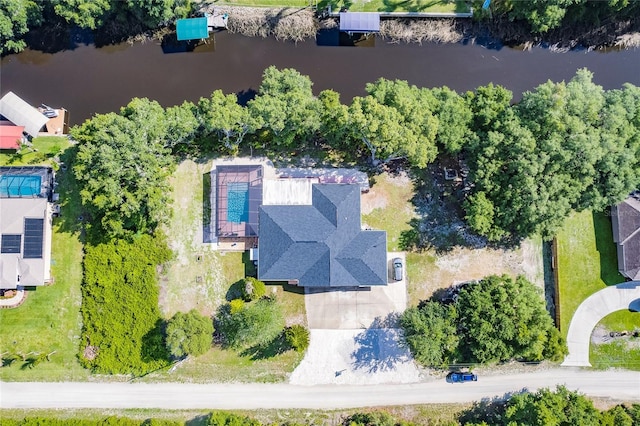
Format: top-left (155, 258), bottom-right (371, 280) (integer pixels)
top-left (240, 331), bottom-right (289, 361)
top-left (458, 391), bottom-right (525, 425)
top-left (593, 210), bottom-right (627, 286)
top-left (185, 414), bottom-right (211, 426)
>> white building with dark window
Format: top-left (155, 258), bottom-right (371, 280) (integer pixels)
top-left (0, 166), bottom-right (54, 289)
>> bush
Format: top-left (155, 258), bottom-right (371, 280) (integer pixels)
top-left (207, 411), bottom-right (261, 426)
top-left (241, 277), bottom-right (266, 301)
top-left (284, 324), bottom-right (310, 353)
top-left (166, 309), bottom-right (214, 358)
top-left (343, 411), bottom-right (416, 426)
top-left (229, 298), bottom-right (245, 314)
top-left (217, 298), bottom-right (284, 350)
top-left (80, 234), bottom-right (172, 374)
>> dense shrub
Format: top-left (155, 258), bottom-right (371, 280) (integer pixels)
top-left (166, 309), bottom-right (214, 358)
top-left (343, 411), bottom-right (416, 426)
top-left (80, 234), bottom-right (172, 374)
top-left (216, 297), bottom-right (284, 350)
top-left (284, 324), bottom-right (310, 353)
top-left (241, 277), bottom-right (267, 301)
top-left (207, 411), bottom-right (261, 426)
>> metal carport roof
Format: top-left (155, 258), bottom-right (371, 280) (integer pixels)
top-left (339, 12), bottom-right (380, 33)
top-left (176, 17), bottom-right (209, 41)
top-left (0, 92), bottom-right (48, 138)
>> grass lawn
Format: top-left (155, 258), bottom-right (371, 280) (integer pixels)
top-left (555, 210), bottom-right (639, 369)
top-left (214, 0), bottom-right (470, 13)
top-left (0, 136), bottom-right (70, 167)
top-left (555, 210), bottom-right (629, 335)
top-left (0, 158), bottom-right (87, 381)
top-left (590, 340), bottom-right (640, 371)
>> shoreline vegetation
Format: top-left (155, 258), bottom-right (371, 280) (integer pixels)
top-left (192, 4), bottom-right (640, 49)
top-left (3, 2), bottom-right (640, 56)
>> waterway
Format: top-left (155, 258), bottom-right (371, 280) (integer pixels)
top-left (1, 31), bottom-right (639, 125)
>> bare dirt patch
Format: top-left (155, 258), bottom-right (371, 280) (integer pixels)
top-left (160, 159), bottom-right (242, 318)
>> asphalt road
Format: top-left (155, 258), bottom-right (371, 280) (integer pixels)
top-left (2, 369), bottom-right (639, 409)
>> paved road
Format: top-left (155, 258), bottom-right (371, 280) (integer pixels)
top-left (2, 369), bottom-right (639, 409)
top-left (563, 281), bottom-right (640, 367)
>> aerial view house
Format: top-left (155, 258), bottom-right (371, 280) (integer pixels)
top-left (258, 183), bottom-right (387, 287)
top-left (0, 166), bottom-right (54, 289)
top-left (209, 161), bottom-right (388, 287)
top-left (611, 192), bottom-right (640, 281)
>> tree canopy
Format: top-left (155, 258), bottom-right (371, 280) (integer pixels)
top-left (166, 309), bottom-right (214, 358)
top-left (0, 0), bottom-right (41, 55)
top-left (463, 70), bottom-right (640, 242)
top-left (71, 98), bottom-right (174, 240)
top-left (401, 275), bottom-right (566, 366)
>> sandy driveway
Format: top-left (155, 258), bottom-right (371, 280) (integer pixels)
top-left (3, 370), bottom-right (639, 409)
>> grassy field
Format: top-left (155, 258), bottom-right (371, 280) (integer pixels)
top-left (0, 136), bottom-right (70, 167)
top-left (0, 156), bottom-right (88, 381)
top-left (555, 210), bottom-right (639, 369)
top-left (213, 0), bottom-right (470, 13)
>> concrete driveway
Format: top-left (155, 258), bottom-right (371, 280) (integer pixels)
top-left (305, 252), bottom-right (407, 329)
top-left (562, 281), bottom-right (640, 367)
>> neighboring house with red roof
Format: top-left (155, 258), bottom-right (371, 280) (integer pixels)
top-left (611, 192), bottom-right (640, 281)
top-left (0, 125), bottom-right (25, 150)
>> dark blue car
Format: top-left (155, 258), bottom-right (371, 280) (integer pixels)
top-left (446, 372), bottom-right (478, 383)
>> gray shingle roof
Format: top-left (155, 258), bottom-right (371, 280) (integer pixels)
top-left (258, 184), bottom-right (387, 287)
top-left (612, 196), bottom-right (640, 281)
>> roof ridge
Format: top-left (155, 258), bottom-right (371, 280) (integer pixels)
top-left (620, 226), bottom-right (640, 245)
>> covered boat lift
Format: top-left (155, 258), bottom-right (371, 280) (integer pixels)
top-left (339, 12), bottom-right (380, 34)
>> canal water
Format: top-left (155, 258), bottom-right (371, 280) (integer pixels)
top-left (1, 31), bottom-right (639, 125)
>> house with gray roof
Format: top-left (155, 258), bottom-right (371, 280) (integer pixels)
top-left (0, 166), bottom-right (54, 290)
top-left (258, 184), bottom-right (387, 287)
top-left (611, 192), bottom-right (640, 281)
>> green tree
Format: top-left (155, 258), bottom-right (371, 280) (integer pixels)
top-left (318, 89), bottom-right (350, 150)
top-left (71, 99), bottom-right (174, 240)
top-left (248, 66), bottom-right (321, 150)
top-left (217, 298), bottom-right (284, 350)
top-left (365, 78), bottom-right (439, 167)
top-left (508, 0), bottom-right (580, 33)
top-left (198, 90), bottom-right (252, 153)
top-left (124, 0), bottom-right (191, 28)
top-left (347, 96), bottom-right (413, 166)
top-left (165, 101), bottom-right (199, 148)
top-left (0, 0), bottom-right (42, 55)
top-left (52, 0), bottom-right (112, 29)
top-left (166, 309), bottom-right (214, 358)
top-left (400, 302), bottom-right (459, 367)
top-left (504, 386), bottom-right (601, 425)
top-left (601, 405), bottom-right (633, 426)
top-left (456, 275), bottom-right (566, 364)
top-left (431, 86), bottom-right (473, 154)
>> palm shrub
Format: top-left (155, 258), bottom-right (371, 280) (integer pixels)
top-left (285, 324), bottom-right (310, 353)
